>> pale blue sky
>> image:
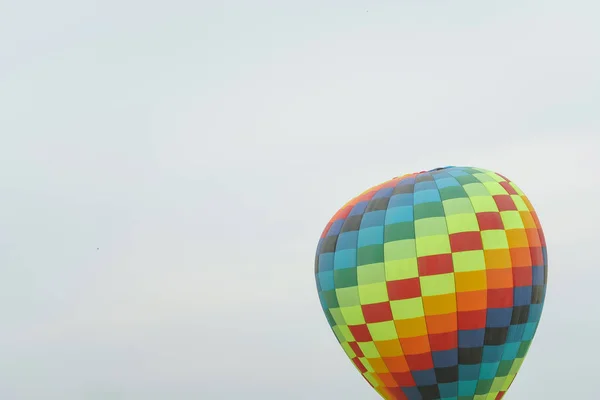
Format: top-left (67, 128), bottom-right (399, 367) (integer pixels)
top-left (1, 1), bottom-right (599, 399)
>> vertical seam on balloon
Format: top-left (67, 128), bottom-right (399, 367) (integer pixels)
top-left (347, 195), bottom-right (371, 385)
top-left (491, 178), bottom-right (533, 398)
top-left (328, 193), bottom-right (364, 380)
top-left (442, 168), bottom-right (463, 397)
top-left (412, 171), bottom-right (438, 397)
top-left (527, 199), bottom-right (548, 336)
top-left (408, 172), bottom-right (430, 398)
top-left (510, 182), bottom-right (547, 389)
top-left (469, 168), bottom-right (502, 395)
top-left (472, 168), bottom-right (516, 398)
top-left (504, 174), bottom-right (545, 397)
top-left (524, 190), bottom-right (548, 305)
top-left (449, 167), bottom-right (468, 397)
top-left (316, 218), bottom-right (337, 331)
top-left (353, 181), bottom-right (392, 391)
top-left (455, 166), bottom-right (489, 397)
top-left (387, 173), bottom-right (423, 398)
top-left (328, 213), bottom-right (351, 350)
top-left (380, 176), bottom-right (409, 392)
top-left (357, 184), bottom-right (384, 390)
top-left (430, 168), bottom-right (459, 397)
top-left (480, 170), bottom-right (527, 399)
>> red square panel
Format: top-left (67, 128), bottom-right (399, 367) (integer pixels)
top-left (363, 302), bottom-right (394, 323)
top-left (418, 254), bottom-right (454, 276)
top-left (487, 288), bottom-right (513, 308)
top-left (477, 212), bottom-right (504, 230)
top-left (391, 372), bottom-right (416, 386)
top-left (349, 324), bottom-right (373, 342)
top-left (405, 353), bottom-right (434, 371)
top-left (494, 195), bottom-right (517, 211)
top-left (450, 231), bottom-right (484, 252)
top-left (458, 309), bottom-right (487, 330)
top-left (349, 342), bottom-right (364, 357)
top-left (352, 357), bottom-right (368, 373)
top-left (512, 266), bottom-right (533, 287)
top-left (387, 278), bottom-right (421, 300)
top-left (429, 331), bottom-right (457, 351)
top-left (500, 182), bottom-right (518, 195)
top-left (530, 246), bottom-right (544, 266)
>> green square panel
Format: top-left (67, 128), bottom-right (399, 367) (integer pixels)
top-left (415, 217), bottom-right (448, 236)
top-left (481, 230), bottom-right (509, 249)
top-left (420, 273), bottom-right (455, 296)
top-left (367, 321), bottom-right (398, 341)
top-left (329, 308), bottom-right (346, 325)
top-left (416, 234), bottom-right (451, 257)
top-left (334, 268), bottom-right (358, 288)
top-left (357, 262), bottom-right (386, 285)
top-left (358, 282), bottom-right (389, 304)
top-left (446, 213), bottom-right (480, 234)
top-left (483, 171), bottom-right (506, 182)
top-left (475, 379), bottom-right (493, 395)
top-left (472, 173), bottom-right (495, 183)
top-left (461, 167), bottom-right (482, 174)
top-left (511, 195), bottom-right (529, 211)
top-left (340, 305), bottom-right (366, 325)
top-left (463, 182), bottom-right (490, 197)
top-left (470, 196), bottom-right (499, 213)
top-left (336, 325), bottom-right (355, 342)
top-left (384, 239), bottom-right (416, 260)
top-left (482, 181), bottom-right (506, 195)
top-left (509, 359), bottom-right (524, 375)
top-left (490, 377), bottom-right (505, 393)
top-left (385, 258), bottom-right (419, 281)
top-left (336, 287), bottom-right (361, 307)
top-left (323, 309), bottom-right (336, 327)
top-left (456, 175), bottom-right (479, 185)
top-left (385, 222), bottom-right (415, 241)
top-left (517, 341), bottom-right (531, 357)
top-left (390, 297), bottom-right (425, 319)
top-left (501, 374), bottom-right (517, 391)
top-left (357, 341), bottom-right (380, 358)
top-left (439, 185), bottom-right (468, 200)
top-left (443, 198), bottom-right (475, 215)
top-left (500, 210), bottom-right (524, 229)
top-left (322, 289), bottom-right (339, 308)
top-left (414, 202), bottom-right (445, 219)
top-left (452, 250), bottom-right (486, 272)
top-left (357, 244), bottom-right (384, 266)
top-left (496, 360), bottom-right (513, 377)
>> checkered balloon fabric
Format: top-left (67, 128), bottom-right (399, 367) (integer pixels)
top-left (314, 167), bottom-right (548, 400)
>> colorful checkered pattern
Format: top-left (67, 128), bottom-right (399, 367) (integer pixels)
top-left (314, 167), bottom-right (548, 400)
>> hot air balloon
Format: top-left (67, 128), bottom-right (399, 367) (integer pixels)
top-left (314, 166), bottom-right (547, 400)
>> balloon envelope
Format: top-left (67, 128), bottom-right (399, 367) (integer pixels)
top-left (314, 166), bottom-right (548, 400)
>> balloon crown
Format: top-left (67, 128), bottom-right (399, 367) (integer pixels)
top-left (428, 165), bottom-right (456, 172)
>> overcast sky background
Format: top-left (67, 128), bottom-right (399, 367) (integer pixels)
top-left (0, 1), bottom-right (599, 399)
